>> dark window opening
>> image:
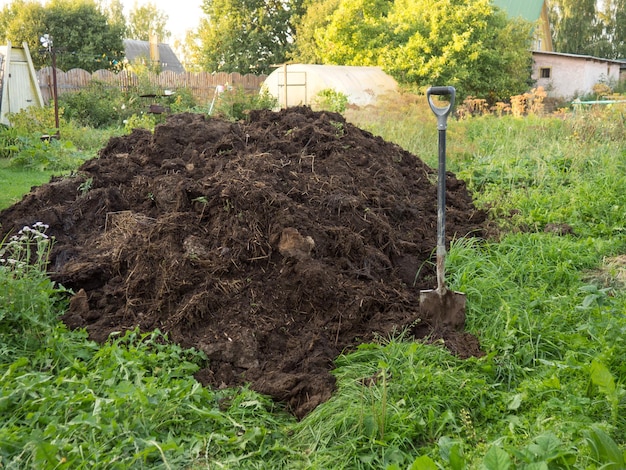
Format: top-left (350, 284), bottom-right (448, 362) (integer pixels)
top-left (540, 67), bottom-right (551, 79)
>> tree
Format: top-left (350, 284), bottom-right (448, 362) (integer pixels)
top-left (549, 0), bottom-right (599, 56)
top-left (127, 1), bottom-right (170, 42)
top-left (596, 0), bottom-right (626, 59)
top-left (613, 0), bottom-right (626, 57)
top-left (189, 0), bottom-right (305, 74)
top-left (105, 0), bottom-right (127, 39)
top-left (0, 0), bottom-right (125, 72)
top-left (290, 0), bottom-right (340, 63)
top-left (292, 0), bottom-right (533, 101)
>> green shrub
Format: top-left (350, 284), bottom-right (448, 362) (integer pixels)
top-left (313, 88), bottom-right (349, 113)
top-left (7, 106), bottom-right (59, 135)
top-left (58, 80), bottom-right (134, 128)
top-left (213, 86), bottom-right (278, 121)
top-left (165, 87), bottom-right (197, 113)
top-left (123, 112), bottom-right (160, 133)
top-left (9, 136), bottom-right (86, 171)
top-left (0, 125), bottom-right (20, 159)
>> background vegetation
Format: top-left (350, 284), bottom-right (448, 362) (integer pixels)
top-left (1, 87), bottom-right (625, 468)
top-left (2, 0), bottom-right (623, 103)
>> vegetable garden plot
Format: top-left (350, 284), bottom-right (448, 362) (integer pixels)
top-left (0, 107), bottom-right (486, 418)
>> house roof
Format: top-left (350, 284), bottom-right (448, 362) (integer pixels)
top-left (533, 50), bottom-right (625, 65)
top-left (123, 39), bottom-right (185, 73)
top-left (492, 0), bottom-right (544, 22)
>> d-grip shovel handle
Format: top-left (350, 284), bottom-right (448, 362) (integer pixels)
top-left (426, 86), bottom-right (456, 293)
top-left (427, 86), bottom-right (456, 130)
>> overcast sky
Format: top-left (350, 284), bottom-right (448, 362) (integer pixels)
top-left (0, 0), bottom-right (204, 42)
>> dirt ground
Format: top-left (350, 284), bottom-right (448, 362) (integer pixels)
top-left (0, 108), bottom-right (487, 418)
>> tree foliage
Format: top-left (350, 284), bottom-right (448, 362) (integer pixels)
top-left (127, 1), bottom-right (170, 42)
top-left (293, 0), bottom-right (533, 102)
top-left (0, 0), bottom-right (124, 72)
top-left (289, 0), bottom-right (340, 63)
top-left (549, 0), bottom-right (599, 56)
top-left (550, 0), bottom-right (626, 59)
top-left (188, 0), bottom-right (305, 74)
top-left (105, 0), bottom-right (127, 39)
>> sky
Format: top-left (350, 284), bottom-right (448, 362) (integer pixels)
top-left (0, 0), bottom-right (205, 43)
top-left (120, 0), bottom-right (204, 42)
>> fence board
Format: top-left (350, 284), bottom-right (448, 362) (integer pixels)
top-left (36, 67), bottom-right (267, 105)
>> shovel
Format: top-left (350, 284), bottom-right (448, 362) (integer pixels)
top-left (419, 86), bottom-right (466, 330)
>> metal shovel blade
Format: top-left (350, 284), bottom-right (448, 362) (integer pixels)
top-left (420, 287), bottom-right (466, 330)
top-left (419, 86), bottom-right (466, 330)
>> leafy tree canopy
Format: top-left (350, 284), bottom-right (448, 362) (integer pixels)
top-left (550, 0), bottom-right (626, 59)
top-left (127, 1), bottom-right (170, 42)
top-left (188, 0), bottom-right (305, 74)
top-left (292, 0), bottom-right (534, 102)
top-left (0, 0), bottom-right (125, 72)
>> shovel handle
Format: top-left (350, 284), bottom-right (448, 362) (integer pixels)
top-left (427, 86), bottom-right (456, 130)
top-left (426, 86), bottom-right (456, 293)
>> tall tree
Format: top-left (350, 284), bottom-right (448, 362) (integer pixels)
top-left (293, 0), bottom-right (533, 101)
top-left (104, 0), bottom-right (127, 39)
top-left (0, 0), bottom-right (124, 72)
top-left (290, 0), bottom-right (340, 63)
top-left (614, 0), bottom-right (626, 57)
top-left (189, 0), bottom-right (305, 74)
top-left (549, 0), bottom-right (600, 56)
top-left (596, 0), bottom-right (626, 58)
top-left (127, 2), bottom-right (170, 42)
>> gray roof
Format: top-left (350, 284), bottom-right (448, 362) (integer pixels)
top-left (123, 39), bottom-right (185, 73)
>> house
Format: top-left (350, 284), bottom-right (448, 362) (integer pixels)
top-left (532, 51), bottom-right (623, 100)
top-left (123, 37), bottom-right (185, 73)
top-left (492, 0), bottom-right (553, 52)
top-left (493, 0), bottom-right (624, 100)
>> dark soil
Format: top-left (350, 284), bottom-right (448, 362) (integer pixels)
top-left (0, 107), bottom-right (486, 418)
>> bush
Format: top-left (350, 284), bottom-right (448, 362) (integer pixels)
top-left (7, 106), bottom-right (59, 135)
top-left (312, 88), bottom-right (349, 113)
top-left (213, 86), bottom-right (278, 121)
top-left (0, 125), bottom-right (20, 159)
top-left (58, 80), bottom-right (135, 128)
top-left (8, 136), bottom-right (86, 171)
top-left (59, 80), bottom-right (198, 129)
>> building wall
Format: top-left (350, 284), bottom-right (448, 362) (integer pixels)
top-left (532, 52), bottom-right (622, 99)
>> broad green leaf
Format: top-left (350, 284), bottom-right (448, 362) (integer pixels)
top-left (590, 359), bottom-right (616, 394)
top-left (481, 446), bottom-right (511, 470)
top-left (409, 455), bottom-right (438, 470)
top-left (507, 393), bottom-right (523, 410)
top-left (584, 426), bottom-right (625, 468)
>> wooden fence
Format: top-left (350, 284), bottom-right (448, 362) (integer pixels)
top-left (36, 67), bottom-right (268, 105)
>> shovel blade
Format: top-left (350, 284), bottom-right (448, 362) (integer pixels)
top-left (419, 289), bottom-right (466, 330)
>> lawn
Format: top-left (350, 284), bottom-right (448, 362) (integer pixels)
top-left (0, 159), bottom-right (58, 210)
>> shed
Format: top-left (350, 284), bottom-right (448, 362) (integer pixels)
top-left (263, 64), bottom-right (398, 109)
top-left (532, 51), bottom-right (623, 99)
top-left (0, 41), bottom-right (44, 126)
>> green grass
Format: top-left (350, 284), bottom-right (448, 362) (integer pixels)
top-left (2, 99), bottom-right (626, 468)
top-left (0, 159), bottom-right (57, 210)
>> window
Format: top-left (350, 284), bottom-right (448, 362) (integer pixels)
top-left (540, 67), bottom-right (551, 79)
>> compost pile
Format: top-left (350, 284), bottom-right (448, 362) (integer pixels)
top-left (0, 108), bottom-right (487, 417)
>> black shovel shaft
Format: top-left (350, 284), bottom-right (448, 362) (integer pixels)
top-left (426, 86), bottom-right (456, 292)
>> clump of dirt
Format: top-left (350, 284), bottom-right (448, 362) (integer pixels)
top-left (0, 107), bottom-right (486, 418)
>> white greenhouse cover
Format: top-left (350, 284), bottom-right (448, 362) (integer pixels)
top-left (263, 64), bottom-right (398, 108)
